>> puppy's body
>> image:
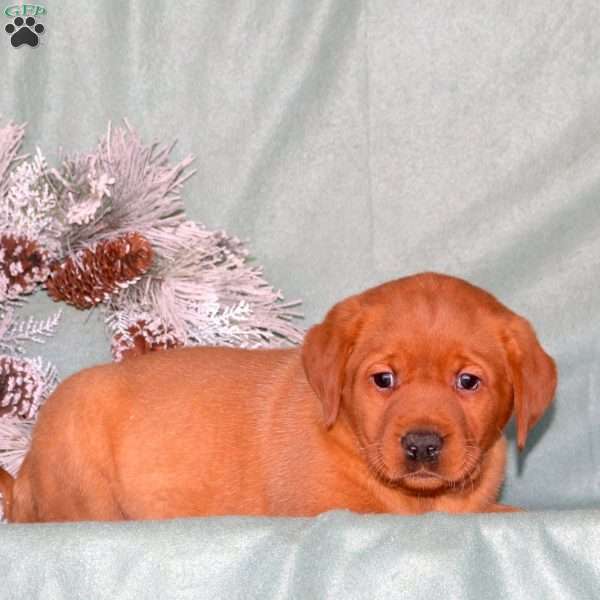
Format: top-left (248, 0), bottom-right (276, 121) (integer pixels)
top-left (1, 273), bottom-right (556, 522)
top-left (8, 347), bottom-right (506, 522)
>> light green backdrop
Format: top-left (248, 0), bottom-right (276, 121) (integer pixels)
top-left (1, 2), bottom-right (600, 597)
top-left (2, 0), bottom-right (599, 509)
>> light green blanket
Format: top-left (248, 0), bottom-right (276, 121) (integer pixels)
top-left (2, 511), bottom-right (600, 599)
top-left (1, 0), bottom-right (599, 598)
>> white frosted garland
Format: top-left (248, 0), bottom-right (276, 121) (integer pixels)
top-left (0, 119), bottom-right (303, 496)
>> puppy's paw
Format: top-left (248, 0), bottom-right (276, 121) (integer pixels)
top-left (486, 503), bottom-right (523, 513)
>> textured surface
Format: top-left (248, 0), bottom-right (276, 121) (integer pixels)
top-left (2, 510), bottom-right (600, 600)
top-left (1, 0), bottom-right (600, 597)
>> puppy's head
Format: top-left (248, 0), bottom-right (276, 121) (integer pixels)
top-left (302, 273), bottom-right (557, 493)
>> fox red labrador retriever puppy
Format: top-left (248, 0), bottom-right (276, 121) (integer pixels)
top-left (0, 273), bottom-right (556, 522)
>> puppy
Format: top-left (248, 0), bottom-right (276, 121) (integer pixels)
top-left (0, 273), bottom-right (557, 522)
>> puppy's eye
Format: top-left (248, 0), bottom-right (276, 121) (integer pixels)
top-left (372, 372), bottom-right (396, 390)
top-left (456, 372), bottom-right (481, 391)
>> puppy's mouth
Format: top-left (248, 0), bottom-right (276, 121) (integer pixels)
top-left (401, 468), bottom-right (445, 491)
top-left (365, 443), bottom-right (482, 493)
top-left (406, 469), bottom-right (437, 480)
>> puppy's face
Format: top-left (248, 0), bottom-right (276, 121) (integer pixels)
top-left (302, 273), bottom-right (557, 494)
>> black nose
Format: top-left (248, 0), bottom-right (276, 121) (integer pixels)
top-left (401, 431), bottom-right (443, 463)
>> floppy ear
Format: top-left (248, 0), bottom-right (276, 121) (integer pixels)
top-left (504, 316), bottom-right (557, 450)
top-left (301, 297), bottom-right (362, 428)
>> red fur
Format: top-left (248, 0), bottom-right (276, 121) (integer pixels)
top-left (0, 273), bottom-right (556, 522)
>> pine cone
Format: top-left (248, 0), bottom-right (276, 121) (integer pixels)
top-left (0, 234), bottom-right (50, 300)
top-left (111, 318), bottom-right (183, 361)
top-left (0, 356), bottom-right (45, 419)
top-left (46, 232), bottom-right (153, 309)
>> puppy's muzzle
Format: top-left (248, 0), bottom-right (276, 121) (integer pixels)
top-left (401, 430), bottom-right (443, 464)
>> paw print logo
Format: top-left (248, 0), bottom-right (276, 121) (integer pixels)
top-left (5, 16), bottom-right (45, 48)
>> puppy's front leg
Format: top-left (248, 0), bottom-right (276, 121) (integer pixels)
top-left (486, 503), bottom-right (523, 513)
